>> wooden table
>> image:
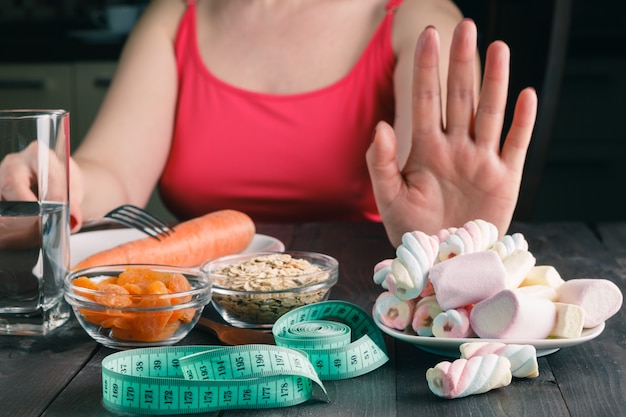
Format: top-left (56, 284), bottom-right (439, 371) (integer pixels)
top-left (1, 221), bottom-right (624, 417)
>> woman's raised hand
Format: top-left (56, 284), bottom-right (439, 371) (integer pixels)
top-left (367, 19), bottom-right (538, 247)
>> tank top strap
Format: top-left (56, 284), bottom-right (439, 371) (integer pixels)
top-left (185, 0), bottom-right (195, 6)
top-left (385, 0), bottom-right (404, 13)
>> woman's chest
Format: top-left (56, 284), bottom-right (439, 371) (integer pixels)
top-left (195, 0), bottom-right (389, 94)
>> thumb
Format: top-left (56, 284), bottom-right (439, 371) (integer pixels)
top-left (366, 121), bottom-right (402, 207)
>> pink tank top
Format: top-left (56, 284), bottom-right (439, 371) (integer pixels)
top-left (159, 0), bottom-right (402, 223)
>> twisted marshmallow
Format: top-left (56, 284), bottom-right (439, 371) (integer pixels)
top-left (411, 296), bottom-right (443, 336)
top-left (373, 259), bottom-right (392, 290)
top-left (426, 354), bottom-right (512, 399)
top-left (381, 231), bottom-right (439, 300)
top-left (373, 291), bottom-right (415, 330)
top-left (439, 220), bottom-right (499, 261)
top-left (435, 227), bottom-right (457, 243)
top-left (432, 308), bottom-right (474, 338)
top-left (459, 342), bottom-right (539, 378)
top-left (491, 233), bottom-right (529, 260)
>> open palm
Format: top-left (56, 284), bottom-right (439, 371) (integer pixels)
top-left (367, 20), bottom-right (537, 247)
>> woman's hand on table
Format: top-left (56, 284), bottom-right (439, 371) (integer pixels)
top-left (367, 19), bottom-right (538, 247)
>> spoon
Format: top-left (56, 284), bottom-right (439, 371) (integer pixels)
top-left (196, 317), bottom-right (275, 345)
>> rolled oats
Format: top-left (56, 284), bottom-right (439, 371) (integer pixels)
top-left (211, 254), bottom-right (332, 324)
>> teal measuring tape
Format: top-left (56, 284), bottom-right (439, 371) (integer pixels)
top-left (101, 301), bottom-right (388, 415)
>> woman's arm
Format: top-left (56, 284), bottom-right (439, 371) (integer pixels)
top-left (71, 0), bottom-right (186, 226)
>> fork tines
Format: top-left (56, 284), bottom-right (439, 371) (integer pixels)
top-left (104, 204), bottom-right (174, 241)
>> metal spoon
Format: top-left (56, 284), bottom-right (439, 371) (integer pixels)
top-left (196, 317), bottom-right (275, 345)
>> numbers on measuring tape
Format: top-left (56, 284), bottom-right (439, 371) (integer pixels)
top-left (101, 301), bottom-right (388, 415)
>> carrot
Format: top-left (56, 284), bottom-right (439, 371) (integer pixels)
top-left (72, 209), bottom-right (255, 270)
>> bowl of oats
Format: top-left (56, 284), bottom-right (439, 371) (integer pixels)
top-left (200, 251), bottom-right (339, 328)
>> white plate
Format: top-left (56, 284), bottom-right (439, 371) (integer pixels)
top-left (70, 229), bottom-right (285, 267)
top-left (374, 314), bottom-right (605, 358)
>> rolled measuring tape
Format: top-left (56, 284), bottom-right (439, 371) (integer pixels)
top-left (101, 301), bottom-right (388, 415)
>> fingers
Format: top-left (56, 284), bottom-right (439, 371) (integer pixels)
top-left (474, 40), bottom-right (510, 150)
top-left (501, 87), bottom-right (538, 170)
top-left (411, 25), bottom-right (443, 138)
top-left (445, 19), bottom-right (478, 135)
top-left (0, 153), bottom-right (38, 202)
top-left (366, 121), bottom-right (402, 208)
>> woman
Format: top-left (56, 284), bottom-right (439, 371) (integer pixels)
top-left (0, 0), bottom-right (537, 247)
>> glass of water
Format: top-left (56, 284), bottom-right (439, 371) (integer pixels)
top-left (0, 110), bottom-right (71, 335)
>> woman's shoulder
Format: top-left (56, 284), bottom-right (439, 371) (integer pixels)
top-left (136, 0), bottom-right (189, 40)
top-left (392, 0), bottom-right (463, 53)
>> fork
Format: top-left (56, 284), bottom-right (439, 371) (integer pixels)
top-left (103, 204), bottom-right (174, 241)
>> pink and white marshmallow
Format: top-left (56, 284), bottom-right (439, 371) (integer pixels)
top-left (556, 278), bottom-right (623, 328)
top-left (435, 227), bottom-right (457, 243)
top-left (459, 342), bottom-right (539, 378)
top-left (384, 259), bottom-right (423, 300)
top-left (373, 291), bottom-right (415, 330)
top-left (432, 308), bottom-right (474, 338)
top-left (439, 219), bottom-right (498, 261)
top-left (426, 354), bottom-right (512, 399)
top-left (429, 250), bottom-right (508, 311)
top-left (411, 296), bottom-right (443, 336)
top-left (491, 233), bottom-right (529, 259)
top-left (470, 289), bottom-right (557, 339)
top-left (383, 230), bottom-right (439, 300)
top-left (372, 259), bottom-right (393, 289)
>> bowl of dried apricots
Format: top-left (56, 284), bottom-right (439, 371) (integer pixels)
top-left (64, 264), bottom-right (212, 349)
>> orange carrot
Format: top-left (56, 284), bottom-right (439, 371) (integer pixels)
top-left (72, 209), bottom-right (255, 270)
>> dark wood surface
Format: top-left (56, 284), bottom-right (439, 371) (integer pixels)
top-left (1, 221), bottom-right (624, 417)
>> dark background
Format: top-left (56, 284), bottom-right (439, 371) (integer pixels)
top-left (1, 0), bottom-right (624, 223)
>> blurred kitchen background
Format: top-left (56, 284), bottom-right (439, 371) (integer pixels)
top-left (0, 0), bottom-right (624, 224)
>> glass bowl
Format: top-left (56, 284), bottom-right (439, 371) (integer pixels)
top-left (201, 251), bottom-right (339, 329)
top-left (64, 264), bottom-right (211, 349)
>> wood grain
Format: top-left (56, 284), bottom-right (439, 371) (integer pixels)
top-left (2, 221), bottom-right (624, 417)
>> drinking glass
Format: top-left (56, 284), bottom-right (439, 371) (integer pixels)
top-left (0, 110), bottom-right (71, 335)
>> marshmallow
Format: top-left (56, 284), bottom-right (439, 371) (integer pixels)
top-left (502, 249), bottom-right (536, 289)
top-left (429, 251), bottom-right (508, 311)
top-left (470, 289), bottom-right (557, 339)
top-left (382, 231), bottom-right (440, 300)
top-left (411, 296), bottom-right (443, 336)
top-left (426, 354), bottom-right (512, 399)
top-left (435, 227), bottom-right (457, 243)
top-left (373, 291), bottom-right (415, 330)
top-left (401, 231), bottom-right (440, 268)
top-left (516, 285), bottom-right (557, 301)
top-left (373, 259), bottom-right (392, 289)
top-left (459, 342), bottom-right (539, 378)
top-left (432, 308), bottom-right (474, 338)
top-left (385, 258), bottom-right (422, 300)
top-left (439, 219), bottom-right (499, 261)
top-left (419, 280), bottom-right (435, 298)
top-left (550, 302), bottom-right (585, 338)
top-left (491, 233), bottom-right (529, 259)
top-left (520, 265), bottom-right (565, 289)
top-left (556, 278), bottom-right (623, 328)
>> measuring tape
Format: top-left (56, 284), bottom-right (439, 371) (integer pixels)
top-left (101, 301), bottom-right (388, 415)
